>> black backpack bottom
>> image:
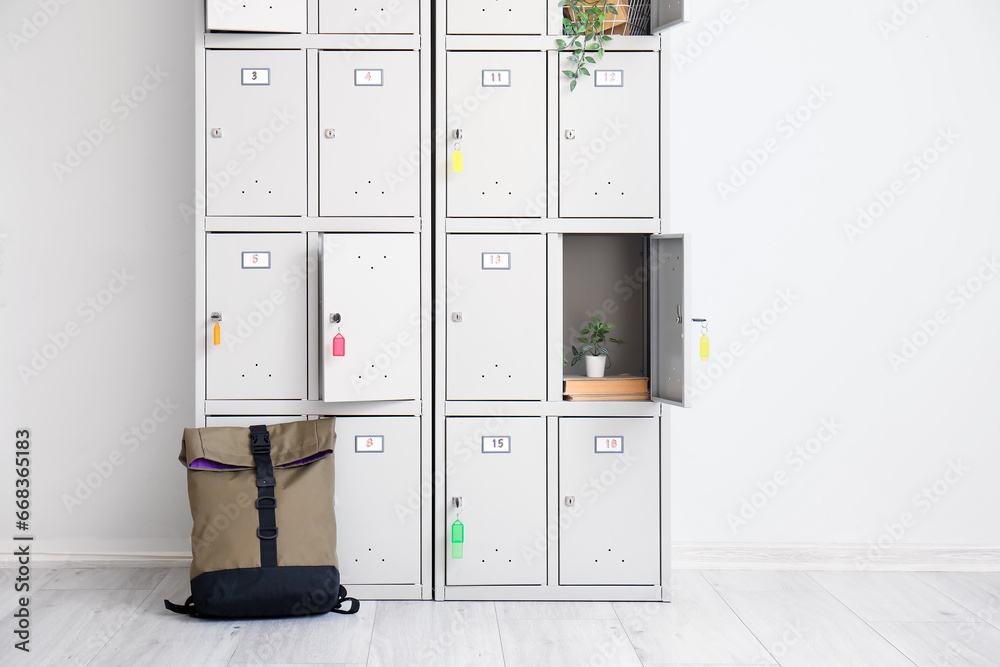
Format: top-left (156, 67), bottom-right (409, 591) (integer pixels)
top-left (165, 565), bottom-right (359, 618)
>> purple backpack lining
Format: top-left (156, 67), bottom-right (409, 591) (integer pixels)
top-left (189, 450), bottom-right (332, 471)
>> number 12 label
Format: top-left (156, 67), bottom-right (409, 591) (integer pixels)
top-left (594, 70), bottom-right (624, 87)
top-left (595, 436), bottom-right (624, 453)
top-left (481, 252), bottom-right (511, 270)
top-left (482, 436), bottom-right (511, 454)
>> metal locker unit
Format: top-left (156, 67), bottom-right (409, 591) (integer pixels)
top-left (206, 233), bottom-right (308, 400)
top-left (319, 51), bottom-right (420, 217)
top-left (206, 0), bottom-right (306, 33)
top-left (446, 234), bottom-right (547, 401)
top-left (558, 417), bottom-right (660, 585)
top-left (205, 49), bottom-right (306, 217)
top-left (448, 0), bottom-right (546, 35)
top-left (334, 417), bottom-right (422, 585)
top-left (446, 417), bottom-right (547, 585)
top-left (446, 52), bottom-right (547, 218)
top-left (559, 51), bottom-right (660, 218)
top-left (319, 0), bottom-right (419, 34)
top-left (321, 233), bottom-right (421, 402)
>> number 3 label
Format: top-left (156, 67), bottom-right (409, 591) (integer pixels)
top-left (595, 436), bottom-right (624, 453)
top-left (242, 68), bottom-right (270, 85)
top-left (482, 436), bottom-right (511, 454)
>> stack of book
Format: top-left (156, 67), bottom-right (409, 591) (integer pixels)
top-left (563, 375), bottom-right (650, 401)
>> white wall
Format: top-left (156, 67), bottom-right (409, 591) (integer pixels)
top-left (669, 0), bottom-right (1000, 554)
top-left (0, 0), bottom-right (996, 561)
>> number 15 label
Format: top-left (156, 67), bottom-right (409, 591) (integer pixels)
top-left (482, 436), bottom-right (511, 454)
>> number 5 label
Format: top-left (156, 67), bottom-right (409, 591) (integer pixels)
top-left (482, 436), bottom-right (511, 454)
top-left (595, 436), bottom-right (624, 453)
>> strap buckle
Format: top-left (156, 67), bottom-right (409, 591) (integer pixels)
top-left (250, 437), bottom-right (271, 456)
top-left (256, 476), bottom-right (276, 488)
top-left (257, 527), bottom-right (278, 540)
top-left (255, 497), bottom-right (277, 510)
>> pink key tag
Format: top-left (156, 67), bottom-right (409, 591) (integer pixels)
top-left (333, 333), bottom-right (346, 357)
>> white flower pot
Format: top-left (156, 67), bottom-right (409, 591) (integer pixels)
top-left (585, 354), bottom-right (608, 378)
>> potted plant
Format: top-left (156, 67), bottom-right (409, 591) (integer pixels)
top-left (570, 316), bottom-right (625, 378)
top-left (557, 0), bottom-right (625, 91)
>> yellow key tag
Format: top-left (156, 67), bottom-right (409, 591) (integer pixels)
top-left (699, 333), bottom-right (710, 360)
top-left (452, 148), bottom-right (463, 173)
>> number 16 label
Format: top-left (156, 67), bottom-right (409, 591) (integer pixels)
top-left (482, 436), bottom-right (511, 454)
top-left (595, 436), bottom-right (624, 453)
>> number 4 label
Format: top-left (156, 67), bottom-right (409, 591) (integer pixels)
top-left (595, 436), bottom-right (624, 453)
top-left (355, 69), bottom-right (384, 86)
top-left (482, 436), bottom-right (511, 454)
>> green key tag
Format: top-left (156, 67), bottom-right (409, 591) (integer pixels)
top-left (451, 519), bottom-right (464, 559)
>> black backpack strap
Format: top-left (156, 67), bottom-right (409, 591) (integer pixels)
top-left (330, 585), bottom-right (360, 615)
top-left (250, 424), bottom-right (278, 568)
top-left (164, 596), bottom-right (197, 616)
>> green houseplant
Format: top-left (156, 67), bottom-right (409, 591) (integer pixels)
top-left (557, 0), bottom-right (618, 91)
top-left (570, 316), bottom-right (625, 377)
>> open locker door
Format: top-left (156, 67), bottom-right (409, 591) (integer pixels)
top-left (651, 0), bottom-right (690, 34)
top-left (651, 234), bottom-right (689, 407)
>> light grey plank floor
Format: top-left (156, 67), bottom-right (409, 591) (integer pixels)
top-left (2, 567), bottom-right (999, 666)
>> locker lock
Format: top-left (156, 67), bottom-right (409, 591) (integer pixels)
top-left (452, 496), bottom-right (462, 509)
top-left (564, 496), bottom-right (576, 507)
top-left (451, 312), bottom-right (462, 323)
top-left (565, 130), bottom-right (576, 140)
top-left (324, 129), bottom-right (335, 139)
top-left (453, 129), bottom-right (463, 140)
top-left (330, 313), bottom-right (341, 324)
top-left (211, 128), bottom-right (222, 138)
top-left (210, 312), bottom-right (223, 323)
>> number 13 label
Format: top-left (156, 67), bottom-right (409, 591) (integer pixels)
top-left (482, 436), bottom-right (511, 454)
top-left (595, 436), bottom-right (624, 453)
top-left (481, 252), bottom-right (511, 270)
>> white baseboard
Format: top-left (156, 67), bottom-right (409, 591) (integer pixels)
top-left (673, 542), bottom-right (1000, 571)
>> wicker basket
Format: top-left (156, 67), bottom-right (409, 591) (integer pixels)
top-left (564, 0), bottom-right (651, 36)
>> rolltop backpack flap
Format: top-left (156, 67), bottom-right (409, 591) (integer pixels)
top-left (165, 418), bottom-right (359, 618)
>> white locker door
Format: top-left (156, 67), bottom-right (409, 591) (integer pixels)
top-left (206, 233), bottom-right (307, 400)
top-left (559, 417), bottom-right (660, 585)
top-left (446, 234), bottom-right (546, 401)
top-left (448, 0), bottom-right (545, 34)
top-left (651, 234), bottom-right (689, 407)
top-left (447, 52), bottom-right (546, 218)
top-left (559, 51), bottom-right (659, 218)
top-left (206, 0), bottom-right (306, 33)
top-left (321, 234), bottom-right (421, 402)
top-left (206, 50), bottom-right (306, 216)
top-left (319, 0), bottom-right (419, 34)
top-left (319, 51), bottom-right (420, 217)
top-left (446, 417), bottom-right (547, 586)
top-left (334, 417), bottom-right (421, 585)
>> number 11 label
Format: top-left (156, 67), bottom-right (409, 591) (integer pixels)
top-left (482, 70), bottom-right (511, 87)
top-left (482, 436), bottom-right (511, 454)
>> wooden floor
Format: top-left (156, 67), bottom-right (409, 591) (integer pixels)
top-left (3, 567), bottom-right (999, 666)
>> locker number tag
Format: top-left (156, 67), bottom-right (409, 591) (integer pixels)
top-left (482, 252), bottom-right (511, 270)
top-left (482, 436), bottom-right (511, 454)
top-left (242, 68), bottom-right (270, 85)
top-left (595, 436), bottom-right (625, 453)
top-left (242, 251), bottom-right (271, 269)
top-left (482, 70), bottom-right (511, 87)
top-left (355, 436), bottom-right (385, 453)
top-left (594, 70), bottom-right (624, 87)
top-left (355, 69), bottom-right (384, 86)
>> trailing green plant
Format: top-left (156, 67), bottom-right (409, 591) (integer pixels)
top-left (570, 316), bottom-right (625, 366)
top-left (557, 0), bottom-right (616, 91)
